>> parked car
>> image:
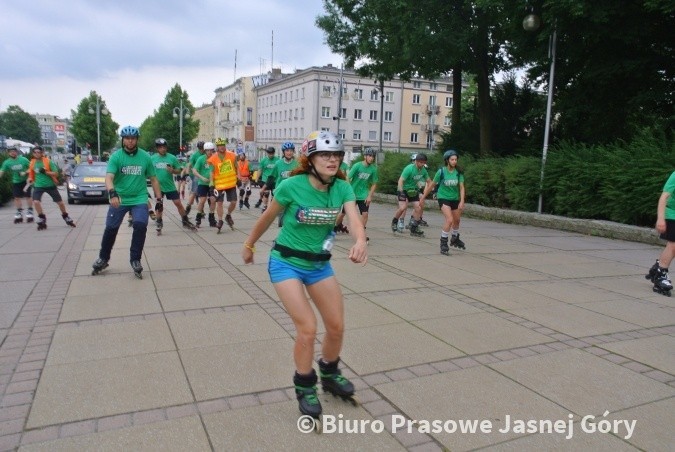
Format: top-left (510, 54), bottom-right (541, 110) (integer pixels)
top-left (66, 162), bottom-right (108, 204)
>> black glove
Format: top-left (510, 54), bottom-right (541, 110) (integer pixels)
top-left (397, 190), bottom-right (407, 201)
top-left (155, 200), bottom-right (163, 213)
top-left (38, 168), bottom-right (46, 174)
top-left (236, 179), bottom-right (242, 188)
top-left (108, 189), bottom-right (119, 200)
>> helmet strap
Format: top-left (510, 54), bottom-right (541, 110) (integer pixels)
top-left (308, 162), bottom-right (334, 187)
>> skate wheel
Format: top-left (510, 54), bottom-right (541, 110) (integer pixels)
top-left (315, 419), bottom-right (322, 434)
top-left (91, 270), bottom-right (97, 276)
top-left (348, 395), bottom-right (360, 407)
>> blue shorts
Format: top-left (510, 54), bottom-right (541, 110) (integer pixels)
top-left (268, 255), bottom-right (334, 285)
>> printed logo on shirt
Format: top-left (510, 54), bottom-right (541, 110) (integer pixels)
top-left (295, 206), bottom-right (341, 225)
top-left (121, 165), bottom-right (143, 176)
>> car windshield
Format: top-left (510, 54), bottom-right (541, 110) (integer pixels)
top-left (73, 165), bottom-right (107, 177)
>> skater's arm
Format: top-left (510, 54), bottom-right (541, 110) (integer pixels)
top-left (365, 183), bottom-right (377, 206)
top-left (242, 199), bottom-right (283, 264)
top-left (459, 181), bottom-right (466, 210)
top-left (150, 177), bottom-right (162, 200)
top-left (419, 180), bottom-right (436, 202)
top-left (343, 201), bottom-right (368, 265)
top-left (105, 173), bottom-right (120, 208)
top-left (656, 191), bottom-right (670, 233)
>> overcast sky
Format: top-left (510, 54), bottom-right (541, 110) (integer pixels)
top-left (1, 0), bottom-right (343, 127)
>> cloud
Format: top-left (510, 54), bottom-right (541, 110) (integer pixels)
top-left (0, 0), bottom-right (343, 126)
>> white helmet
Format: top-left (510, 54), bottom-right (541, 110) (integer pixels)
top-left (301, 130), bottom-right (344, 157)
top-left (203, 142), bottom-right (215, 151)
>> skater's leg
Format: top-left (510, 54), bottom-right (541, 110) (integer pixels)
top-left (99, 205), bottom-right (128, 261)
top-left (658, 240), bottom-right (675, 269)
top-left (273, 278), bottom-right (318, 374)
top-left (129, 204), bottom-right (149, 263)
top-left (307, 276), bottom-right (344, 363)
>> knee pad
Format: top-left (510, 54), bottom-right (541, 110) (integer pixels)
top-left (239, 188), bottom-right (245, 197)
top-left (246, 188), bottom-right (252, 196)
top-left (263, 191), bottom-right (270, 199)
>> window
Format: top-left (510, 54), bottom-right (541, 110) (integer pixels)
top-left (430, 82), bottom-right (437, 91)
top-left (412, 94), bottom-right (421, 104)
top-left (411, 113), bottom-right (420, 124)
top-left (384, 131), bottom-right (392, 142)
top-left (301, 107), bottom-right (305, 119)
top-left (353, 88), bottom-right (363, 100)
top-left (444, 116), bottom-right (452, 126)
top-left (370, 90), bottom-right (379, 101)
top-left (369, 110), bottom-right (378, 121)
top-left (321, 127), bottom-right (330, 132)
top-left (321, 107), bottom-right (331, 118)
top-left (384, 111), bottom-right (393, 122)
top-left (368, 131), bottom-right (377, 141)
top-left (339, 108), bottom-right (347, 119)
top-left (322, 85), bottom-right (332, 96)
top-left (354, 109), bottom-right (362, 120)
top-left (445, 97), bottom-right (453, 108)
top-left (410, 133), bottom-right (419, 143)
top-left (353, 130), bottom-right (361, 140)
top-left (446, 84), bottom-right (452, 92)
top-left (385, 91), bottom-right (394, 102)
top-left (337, 129), bottom-right (345, 140)
top-left (413, 81), bottom-right (421, 89)
top-left (301, 88), bottom-right (305, 99)
top-left (429, 95), bottom-right (436, 106)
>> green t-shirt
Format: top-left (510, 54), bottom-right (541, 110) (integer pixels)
top-left (271, 174), bottom-right (355, 270)
top-left (663, 171), bottom-right (675, 220)
top-left (151, 152), bottom-right (179, 193)
top-left (107, 148), bottom-right (156, 206)
top-left (271, 158), bottom-right (299, 184)
top-left (340, 161), bottom-right (349, 173)
top-left (433, 167), bottom-right (464, 201)
top-left (348, 161), bottom-right (379, 200)
top-left (259, 156), bottom-right (279, 182)
top-left (32, 159), bottom-right (60, 188)
top-left (1, 156), bottom-right (30, 183)
top-left (400, 163), bottom-right (429, 193)
top-left (194, 154), bottom-right (212, 186)
top-left (188, 151), bottom-right (205, 174)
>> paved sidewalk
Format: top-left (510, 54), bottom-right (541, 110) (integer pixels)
top-left (0, 192), bottom-right (673, 451)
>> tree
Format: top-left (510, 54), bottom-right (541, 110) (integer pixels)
top-left (144, 84), bottom-right (199, 153)
top-left (70, 91), bottom-right (119, 157)
top-left (0, 105), bottom-right (42, 144)
top-left (317, 0), bottom-right (515, 155)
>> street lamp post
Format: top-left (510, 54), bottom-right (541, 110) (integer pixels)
top-left (372, 79), bottom-right (385, 152)
top-left (173, 97), bottom-right (190, 151)
top-left (88, 97), bottom-right (108, 160)
top-left (524, 12), bottom-right (556, 214)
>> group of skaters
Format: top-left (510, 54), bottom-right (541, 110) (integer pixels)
top-left (1, 144), bottom-right (76, 230)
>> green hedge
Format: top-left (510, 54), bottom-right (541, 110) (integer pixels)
top-left (377, 131), bottom-right (674, 227)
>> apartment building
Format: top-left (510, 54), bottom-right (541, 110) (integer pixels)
top-left (191, 103), bottom-right (216, 146)
top-left (213, 76), bottom-right (256, 157)
top-left (253, 64), bottom-right (457, 157)
top-left (34, 114), bottom-right (73, 152)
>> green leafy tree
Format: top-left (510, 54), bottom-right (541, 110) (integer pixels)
top-left (145, 84), bottom-right (199, 153)
top-left (0, 105), bottom-right (42, 144)
top-left (70, 91), bottom-right (119, 157)
top-left (138, 115), bottom-right (157, 151)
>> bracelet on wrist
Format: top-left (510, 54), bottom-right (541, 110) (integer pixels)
top-left (108, 189), bottom-right (119, 199)
top-left (244, 242), bottom-right (256, 252)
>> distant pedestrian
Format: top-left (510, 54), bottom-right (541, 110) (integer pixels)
top-left (28, 146), bottom-right (75, 230)
top-left (254, 146), bottom-right (280, 212)
top-left (420, 150), bottom-right (466, 255)
top-left (268, 141), bottom-right (299, 227)
top-left (646, 170), bottom-right (675, 296)
top-left (91, 126), bottom-right (162, 278)
top-left (242, 130), bottom-right (367, 423)
top-left (237, 153), bottom-right (252, 209)
top-left (0, 145), bottom-right (34, 223)
top-left (192, 142), bottom-right (216, 228)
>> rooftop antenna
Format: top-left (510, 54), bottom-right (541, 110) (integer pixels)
top-left (271, 30), bottom-right (274, 71)
top-left (234, 49), bottom-right (237, 82)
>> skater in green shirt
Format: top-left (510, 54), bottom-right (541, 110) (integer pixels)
top-left (392, 153), bottom-right (432, 237)
top-left (28, 146), bottom-right (75, 230)
top-left (254, 146), bottom-right (280, 211)
top-left (347, 148), bottom-right (379, 241)
top-left (242, 131), bottom-right (367, 424)
top-left (646, 170), bottom-right (675, 296)
top-left (150, 138), bottom-right (196, 234)
top-left (0, 145), bottom-right (34, 223)
top-left (92, 126), bottom-right (161, 278)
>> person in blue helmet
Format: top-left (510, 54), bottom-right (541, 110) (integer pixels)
top-left (92, 126), bottom-right (162, 278)
top-left (421, 149), bottom-right (466, 254)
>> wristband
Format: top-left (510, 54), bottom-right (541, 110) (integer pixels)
top-left (244, 242), bottom-right (256, 253)
top-left (108, 189), bottom-right (119, 199)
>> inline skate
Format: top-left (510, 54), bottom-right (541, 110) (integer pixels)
top-left (91, 258), bottom-right (109, 276)
top-left (450, 233), bottom-right (465, 249)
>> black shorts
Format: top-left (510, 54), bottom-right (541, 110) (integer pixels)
top-left (398, 190), bottom-right (420, 203)
top-left (661, 219), bottom-right (675, 242)
top-left (215, 187), bottom-right (237, 202)
top-left (33, 187), bottom-right (62, 203)
top-left (12, 183), bottom-right (32, 198)
top-left (197, 185), bottom-right (211, 198)
top-left (438, 199), bottom-right (460, 210)
top-left (356, 200), bottom-right (370, 214)
top-left (161, 190), bottom-right (180, 201)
